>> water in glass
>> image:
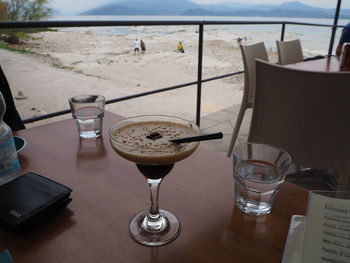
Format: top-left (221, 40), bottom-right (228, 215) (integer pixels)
top-left (73, 106), bottom-right (104, 139)
top-left (233, 143), bottom-right (291, 216)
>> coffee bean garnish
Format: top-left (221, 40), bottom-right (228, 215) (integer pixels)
top-left (146, 132), bottom-right (163, 140)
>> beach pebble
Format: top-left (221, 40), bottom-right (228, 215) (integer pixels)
top-left (32, 108), bottom-right (47, 116)
top-left (71, 60), bottom-right (82, 65)
top-left (15, 91), bottom-right (27, 100)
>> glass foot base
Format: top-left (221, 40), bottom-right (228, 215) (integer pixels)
top-left (129, 209), bottom-right (180, 246)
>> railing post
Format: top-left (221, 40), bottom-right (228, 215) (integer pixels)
top-left (196, 23), bottom-right (204, 127)
top-left (280, 23), bottom-right (285, 41)
top-left (328, 0), bottom-right (342, 56)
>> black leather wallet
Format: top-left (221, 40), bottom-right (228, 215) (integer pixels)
top-left (0, 172), bottom-right (72, 230)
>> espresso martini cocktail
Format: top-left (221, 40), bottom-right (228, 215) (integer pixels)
top-left (109, 115), bottom-right (200, 246)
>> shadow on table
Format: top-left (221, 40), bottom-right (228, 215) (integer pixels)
top-left (0, 208), bottom-right (75, 259)
top-left (223, 206), bottom-right (270, 242)
top-left (149, 247), bottom-right (160, 263)
top-left (76, 136), bottom-right (107, 165)
top-left (219, 206), bottom-right (286, 261)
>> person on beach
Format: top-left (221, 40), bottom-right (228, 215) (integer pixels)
top-left (336, 22), bottom-right (350, 56)
top-left (236, 37), bottom-right (243, 46)
top-left (177, 42), bottom-right (184, 53)
top-left (133, 39), bottom-right (140, 55)
top-left (140, 40), bottom-right (146, 54)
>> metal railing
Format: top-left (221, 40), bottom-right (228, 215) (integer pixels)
top-left (0, 19), bottom-right (344, 126)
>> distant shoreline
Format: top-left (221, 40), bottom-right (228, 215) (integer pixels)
top-left (52, 15), bottom-right (347, 23)
top-left (52, 16), bottom-right (341, 53)
top-left (75, 1), bottom-right (350, 20)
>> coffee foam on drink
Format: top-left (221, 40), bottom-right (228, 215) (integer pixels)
top-left (110, 121), bottom-right (199, 164)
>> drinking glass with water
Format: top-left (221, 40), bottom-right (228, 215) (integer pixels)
top-left (69, 95), bottom-right (105, 139)
top-left (232, 143), bottom-right (291, 216)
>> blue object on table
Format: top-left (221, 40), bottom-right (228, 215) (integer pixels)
top-left (0, 250), bottom-right (14, 263)
top-left (13, 136), bottom-right (26, 153)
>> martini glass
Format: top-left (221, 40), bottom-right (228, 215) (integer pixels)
top-left (109, 115), bottom-right (200, 246)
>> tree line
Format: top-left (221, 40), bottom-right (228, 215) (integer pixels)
top-left (0, 0), bottom-right (53, 44)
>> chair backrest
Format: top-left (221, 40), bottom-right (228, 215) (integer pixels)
top-left (248, 59), bottom-right (350, 187)
top-left (0, 66), bottom-right (25, 131)
top-left (240, 42), bottom-right (268, 105)
top-left (276, 39), bottom-right (304, 65)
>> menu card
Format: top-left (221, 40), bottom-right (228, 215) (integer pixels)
top-left (301, 191), bottom-right (350, 262)
top-left (282, 191), bottom-right (350, 263)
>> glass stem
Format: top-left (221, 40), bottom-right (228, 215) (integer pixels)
top-left (148, 178), bottom-right (162, 220)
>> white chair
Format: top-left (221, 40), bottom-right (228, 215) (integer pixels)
top-left (226, 42), bottom-right (268, 157)
top-left (248, 59), bottom-right (350, 188)
top-left (276, 39), bottom-right (304, 65)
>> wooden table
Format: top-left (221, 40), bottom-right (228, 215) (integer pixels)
top-left (285, 55), bottom-right (350, 72)
top-left (4, 112), bottom-right (308, 263)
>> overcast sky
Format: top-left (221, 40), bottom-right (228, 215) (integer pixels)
top-left (51, 0), bottom-right (350, 14)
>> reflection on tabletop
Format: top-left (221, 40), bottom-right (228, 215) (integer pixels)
top-left (76, 137), bottom-right (107, 161)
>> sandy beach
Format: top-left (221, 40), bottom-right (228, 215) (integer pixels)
top-left (2, 25), bottom-right (286, 125)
